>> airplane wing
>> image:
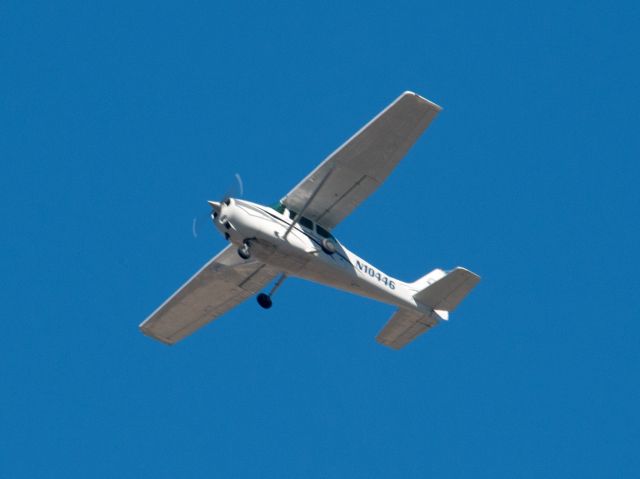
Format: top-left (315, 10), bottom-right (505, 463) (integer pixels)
top-left (281, 91), bottom-right (441, 229)
top-left (139, 245), bottom-right (279, 345)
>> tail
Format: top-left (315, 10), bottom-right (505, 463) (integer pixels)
top-left (410, 267), bottom-right (480, 312)
top-left (376, 267), bottom-right (480, 350)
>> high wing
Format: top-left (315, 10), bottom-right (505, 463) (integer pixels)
top-left (281, 91), bottom-right (441, 229)
top-left (140, 245), bottom-right (279, 345)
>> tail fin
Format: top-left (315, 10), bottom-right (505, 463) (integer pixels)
top-left (413, 267), bottom-right (480, 312)
top-left (411, 268), bottom-right (447, 291)
top-left (375, 267), bottom-right (479, 350)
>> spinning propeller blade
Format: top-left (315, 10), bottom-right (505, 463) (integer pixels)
top-left (222, 173), bottom-right (244, 202)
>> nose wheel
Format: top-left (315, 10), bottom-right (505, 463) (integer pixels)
top-left (237, 240), bottom-right (251, 260)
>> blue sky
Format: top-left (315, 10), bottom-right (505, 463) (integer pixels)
top-left (2, 1), bottom-right (639, 477)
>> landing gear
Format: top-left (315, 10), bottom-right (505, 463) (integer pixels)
top-left (257, 293), bottom-right (272, 309)
top-left (321, 238), bottom-right (337, 255)
top-left (256, 273), bottom-right (287, 310)
top-left (237, 241), bottom-right (251, 260)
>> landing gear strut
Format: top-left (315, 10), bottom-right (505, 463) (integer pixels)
top-left (257, 273), bottom-right (287, 309)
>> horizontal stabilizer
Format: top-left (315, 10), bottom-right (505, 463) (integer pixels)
top-left (376, 308), bottom-right (446, 350)
top-left (413, 267), bottom-right (480, 312)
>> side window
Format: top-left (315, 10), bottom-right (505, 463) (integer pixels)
top-left (316, 224), bottom-right (332, 238)
top-left (299, 217), bottom-right (313, 230)
top-left (289, 210), bottom-right (298, 220)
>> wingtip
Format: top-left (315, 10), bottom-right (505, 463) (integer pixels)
top-left (402, 90), bottom-right (443, 111)
top-left (139, 323), bottom-right (175, 346)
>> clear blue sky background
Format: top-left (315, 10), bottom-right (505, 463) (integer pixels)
top-left (2, 1), bottom-right (639, 477)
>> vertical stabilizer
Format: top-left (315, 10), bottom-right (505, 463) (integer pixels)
top-left (410, 268), bottom-right (447, 292)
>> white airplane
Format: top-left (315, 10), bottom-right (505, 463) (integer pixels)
top-left (140, 91), bottom-right (480, 349)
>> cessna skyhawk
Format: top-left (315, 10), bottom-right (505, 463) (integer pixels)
top-left (140, 91), bottom-right (479, 349)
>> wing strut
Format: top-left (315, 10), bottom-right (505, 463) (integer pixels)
top-left (282, 166), bottom-right (335, 239)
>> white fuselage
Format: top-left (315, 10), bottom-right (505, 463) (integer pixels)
top-left (213, 198), bottom-right (426, 312)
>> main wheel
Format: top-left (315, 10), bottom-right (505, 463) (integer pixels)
top-left (321, 238), bottom-right (337, 255)
top-left (257, 293), bottom-right (272, 309)
top-left (238, 243), bottom-right (251, 260)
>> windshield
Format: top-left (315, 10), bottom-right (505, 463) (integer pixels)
top-left (270, 201), bottom-right (286, 214)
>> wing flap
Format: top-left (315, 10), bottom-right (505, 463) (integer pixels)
top-left (139, 246), bottom-right (278, 345)
top-left (283, 92), bottom-right (441, 229)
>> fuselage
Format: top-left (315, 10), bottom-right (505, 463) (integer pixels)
top-left (211, 198), bottom-right (424, 311)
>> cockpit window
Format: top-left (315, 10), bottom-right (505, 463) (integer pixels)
top-left (287, 210), bottom-right (321, 233)
top-left (299, 216), bottom-right (313, 230)
top-left (270, 201), bottom-right (285, 214)
top-left (316, 224), bottom-right (333, 238)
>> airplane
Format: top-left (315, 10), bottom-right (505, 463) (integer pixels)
top-left (140, 91), bottom-right (480, 350)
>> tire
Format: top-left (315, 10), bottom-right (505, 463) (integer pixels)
top-left (257, 293), bottom-right (272, 309)
top-left (237, 245), bottom-right (251, 260)
top-left (321, 238), bottom-right (336, 255)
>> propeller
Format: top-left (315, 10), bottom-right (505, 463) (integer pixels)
top-left (222, 173), bottom-right (244, 202)
top-left (192, 173), bottom-right (244, 238)
top-left (191, 211), bottom-right (209, 239)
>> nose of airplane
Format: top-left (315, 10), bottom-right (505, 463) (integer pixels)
top-left (208, 200), bottom-right (221, 217)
